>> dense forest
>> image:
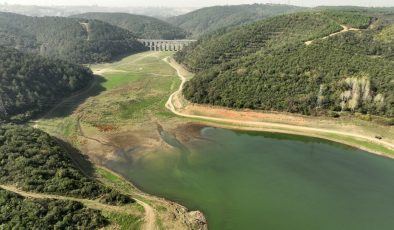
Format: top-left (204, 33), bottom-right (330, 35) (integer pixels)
top-left (0, 12), bottom-right (146, 63)
top-left (0, 125), bottom-right (132, 205)
top-left (0, 188), bottom-right (108, 229)
top-left (0, 46), bottom-right (93, 122)
top-left (167, 4), bottom-right (306, 37)
top-left (73, 12), bottom-right (188, 39)
top-left (176, 12), bottom-right (350, 72)
top-left (178, 10), bottom-right (394, 118)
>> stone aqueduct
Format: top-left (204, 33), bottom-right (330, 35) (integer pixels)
top-left (138, 39), bottom-right (197, 51)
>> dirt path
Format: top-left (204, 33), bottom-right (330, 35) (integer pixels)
top-left (0, 184), bottom-right (156, 229)
top-left (80, 22), bottom-right (91, 41)
top-left (305, 25), bottom-right (360, 45)
top-left (93, 68), bottom-right (127, 75)
top-left (137, 199), bottom-right (156, 230)
top-left (0, 184), bottom-right (133, 214)
top-left (164, 57), bottom-right (187, 113)
top-left (164, 58), bottom-right (394, 156)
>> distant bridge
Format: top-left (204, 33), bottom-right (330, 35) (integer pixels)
top-left (138, 39), bottom-right (197, 52)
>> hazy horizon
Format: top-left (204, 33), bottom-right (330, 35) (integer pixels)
top-left (2, 0), bottom-right (393, 8)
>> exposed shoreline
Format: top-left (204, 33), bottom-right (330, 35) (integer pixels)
top-left (31, 51), bottom-right (393, 229)
top-left (193, 120), bottom-right (394, 160)
top-left (95, 165), bottom-right (208, 230)
top-left (164, 57), bottom-right (394, 159)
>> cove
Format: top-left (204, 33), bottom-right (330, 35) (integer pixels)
top-left (107, 127), bottom-right (394, 230)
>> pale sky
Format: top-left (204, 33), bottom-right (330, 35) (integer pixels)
top-left (2, 0), bottom-right (393, 7)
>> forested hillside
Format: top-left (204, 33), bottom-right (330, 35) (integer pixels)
top-left (0, 188), bottom-right (108, 229)
top-left (73, 12), bottom-right (187, 39)
top-left (178, 11), bottom-right (394, 118)
top-left (176, 12), bottom-right (347, 71)
top-left (0, 12), bottom-right (146, 63)
top-left (0, 47), bottom-right (93, 122)
top-left (167, 4), bottom-right (306, 37)
top-left (0, 125), bottom-right (132, 204)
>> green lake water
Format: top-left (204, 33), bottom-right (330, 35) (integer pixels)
top-left (108, 127), bottom-right (394, 230)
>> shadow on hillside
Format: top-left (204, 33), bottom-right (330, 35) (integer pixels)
top-left (43, 75), bottom-right (107, 119)
top-left (54, 137), bottom-right (96, 178)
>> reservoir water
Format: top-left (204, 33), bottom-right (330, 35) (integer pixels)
top-left (108, 127), bottom-right (394, 230)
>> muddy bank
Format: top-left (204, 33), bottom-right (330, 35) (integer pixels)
top-left (77, 121), bottom-right (209, 229)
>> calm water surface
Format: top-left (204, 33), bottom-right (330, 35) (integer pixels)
top-left (108, 127), bottom-right (394, 230)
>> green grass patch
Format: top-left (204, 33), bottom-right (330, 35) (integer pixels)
top-left (375, 24), bottom-right (394, 43)
top-left (102, 211), bottom-right (143, 230)
top-left (118, 96), bottom-right (162, 119)
top-left (102, 73), bottom-right (142, 90)
top-left (324, 133), bottom-right (394, 156)
top-left (97, 167), bottom-right (121, 183)
top-left (95, 167), bottom-right (136, 194)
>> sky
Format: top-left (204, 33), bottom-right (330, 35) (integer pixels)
top-left (2, 0), bottom-right (393, 7)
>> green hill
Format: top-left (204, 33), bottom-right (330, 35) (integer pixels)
top-left (0, 46), bottom-right (93, 122)
top-left (0, 188), bottom-right (108, 229)
top-left (0, 12), bottom-right (146, 63)
top-left (0, 125), bottom-right (132, 203)
top-left (72, 12), bottom-right (188, 39)
top-left (0, 124), bottom-right (136, 227)
top-left (167, 4), bottom-right (306, 37)
top-left (176, 12), bottom-right (346, 71)
top-left (178, 11), bottom-right (394, 119)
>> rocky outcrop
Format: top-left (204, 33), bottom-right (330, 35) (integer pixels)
top-left (187, 210), bottom-right (208, 230)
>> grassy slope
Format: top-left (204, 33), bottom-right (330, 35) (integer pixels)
top-left (35, 52), bottom-right (179, 139)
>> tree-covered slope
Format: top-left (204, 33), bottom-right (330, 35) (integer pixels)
top-left (167, 4), bottom-right (306, 37)
top-left (0, 188), bottom-right (108, 229)
top-left (0, 12), bottom-right (146, 63)
top-left (0, 47), bottom-right (93, 122)
top-left (72, 12), bottom-right (187, 39)
top-left (175, 12), bottom-right (346, 72)
top-left (179, 11), bottom-right (394, 118)
top-left (0, 125), bottom-right (132, 205)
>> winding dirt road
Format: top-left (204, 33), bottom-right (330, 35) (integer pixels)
top-left (163, 58), bottom-right (394, 156)
top-left (0, 184), bottom-right (156, 230)
top-left (137, 199), bottom-right (156, 230)
top-left (0, 184), bottom-right (136, 214)
top-left (305, 25), bottom-right (360, 45)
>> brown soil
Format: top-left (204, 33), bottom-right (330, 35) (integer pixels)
top-left (165, 57), bottom-right (394, 158)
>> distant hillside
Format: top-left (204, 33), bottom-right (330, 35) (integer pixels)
top-left (72, 12), bottom-right (188, 39)
top-left (0, 12), bottom-right (146, 63)
top-left (0, 4), bottom-right (195, 18)
top-left (167, 4), bottom-right (306, 37)
top-left (314, 6), bottom-right (394, 13)
top-left (178, 11), bottom-right (394, 118)
top-left (0, 46), bottom-right (93, 122)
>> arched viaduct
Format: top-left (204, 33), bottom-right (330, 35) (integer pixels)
top-left (138, 39), bottom-right (197, 51)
